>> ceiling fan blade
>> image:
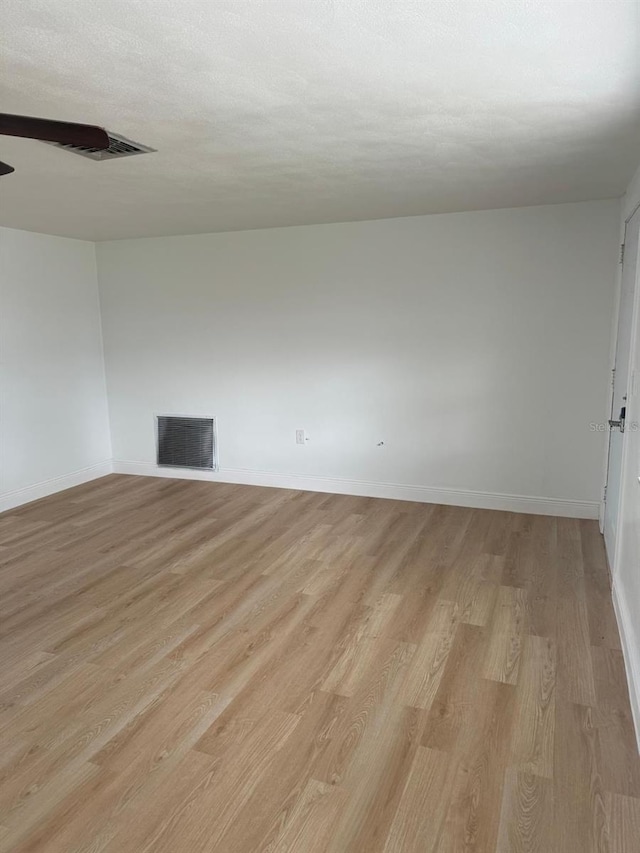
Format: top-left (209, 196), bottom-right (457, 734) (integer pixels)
top-left (0, 113), bottom-right (109, 149)
top-left (0, 160), bottom-right (15, 175)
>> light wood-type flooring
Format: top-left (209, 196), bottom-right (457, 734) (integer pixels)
top-left (0, 474), bottom-right (639, 852)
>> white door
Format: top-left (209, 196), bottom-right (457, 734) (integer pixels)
top-left (604, 206), bottom-right (640, 564)
top-left (613, 207), bottom-right (640, 744)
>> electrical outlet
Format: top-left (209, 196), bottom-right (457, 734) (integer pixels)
top-left (296, 429), bottom-right (306, 445)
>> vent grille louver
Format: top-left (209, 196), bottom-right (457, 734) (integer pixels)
top-left (44, 132), bottom-right (155, 161)
top-left (156, 416), bottom-right (217, 471)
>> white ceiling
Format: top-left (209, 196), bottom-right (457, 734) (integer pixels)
top-left (1, 0), bottom-right (639, 241)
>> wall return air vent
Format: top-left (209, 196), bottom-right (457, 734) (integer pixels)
top-left (44, 132), bottom-right (155, 161)
top-left (156, 416), bottom-right (218, 472)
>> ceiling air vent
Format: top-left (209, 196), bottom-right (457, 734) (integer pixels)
top-left (156, 416), bottom-right (218, 472)
top-left (44, 132), bottom-right (155, 161)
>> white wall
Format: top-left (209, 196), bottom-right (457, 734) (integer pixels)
top-left (97, 200), bottom-right (618, 516)
top-left (0, 228), bottom-right (112, 510)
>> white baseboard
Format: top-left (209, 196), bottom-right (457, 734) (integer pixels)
top-left (0, 461), bottom-right (113, 514)
top-left (0, 458), bottom-right (599, 519)
top-left (612, 580), bottom-right (640, 752)
top-left (112, 460), bottom-right (598, 519)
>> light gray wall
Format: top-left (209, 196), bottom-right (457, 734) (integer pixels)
top-left (0, 227), bottom-right (111, 507)
top-left (97, 199), bottom-right (619, 508)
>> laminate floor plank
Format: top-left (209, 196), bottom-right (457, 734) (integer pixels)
top-left (605, 792), bottom-right (640, 853)
top-left (0, 474), bottom-right (637, 853)
top-left (495, 768), bottom-right (554, 853)
top-left (509, 634), bottom-right (556, 778)
top-left (483, 585), bottom-right (527, 685)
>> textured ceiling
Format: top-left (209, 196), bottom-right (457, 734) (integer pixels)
top-left (1, 0), bottom-right (639, 241)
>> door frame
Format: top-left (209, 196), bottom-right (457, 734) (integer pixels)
top-left (601, 200), bottom-right (640, 565)
top-left (609, 204), bottom-right (640, 750)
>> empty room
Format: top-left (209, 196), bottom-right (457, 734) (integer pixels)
top-left (2, 1), bottom-right (640, 851)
